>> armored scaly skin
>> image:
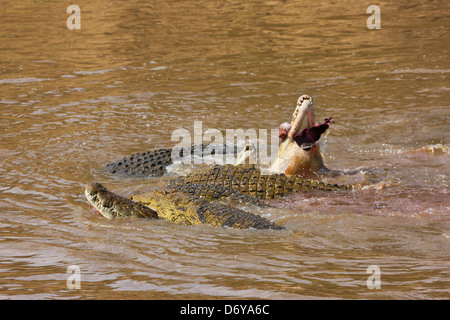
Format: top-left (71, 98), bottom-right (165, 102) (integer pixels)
top-left (168, 164), bottom-right (352, 199)
top-left (103, 144), bottom-right (240, 177)
top-left (131, 190), bottom-right (284, 230)
top-left (85, 178), bottom-right (283, 229)
top-left (103, 147), bottom-right (173, 177)
top-left (127, 165), bottom-right (350, 229)
top-left (86, 165), bottom-right (351, 230)
top-left (85, 182), bottom-right (158, 219)
top-left (169, 182), bottom-right (267, 206)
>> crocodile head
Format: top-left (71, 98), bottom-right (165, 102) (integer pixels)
top-left (270, 95), bottom-right (331, 177)
top-left (85, 182), bottom-right (158, 219)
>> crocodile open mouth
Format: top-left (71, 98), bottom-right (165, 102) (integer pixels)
top-left (279, 95), bottom-right (333, 150)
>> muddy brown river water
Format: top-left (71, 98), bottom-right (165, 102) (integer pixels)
top-left (0, 0), bottom-right (449, 299)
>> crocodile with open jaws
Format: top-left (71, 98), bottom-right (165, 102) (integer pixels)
top-left (85, 95), bottom-right (351, 230)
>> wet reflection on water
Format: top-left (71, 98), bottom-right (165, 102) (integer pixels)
top-left (0, 0), bottom-right (448, 299)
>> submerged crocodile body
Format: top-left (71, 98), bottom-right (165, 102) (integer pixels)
top-left (86, 164), bottom-right (352, 230)
top-left (131, 188), bottom-right (283, 230)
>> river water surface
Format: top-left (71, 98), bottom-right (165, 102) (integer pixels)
top-left (0, 0), bottom-right (449, 299)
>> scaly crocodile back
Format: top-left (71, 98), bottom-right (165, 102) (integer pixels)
top-left (103, 144), bottom-right (240, 177)
top-left (168, 164), bottom-right (352, 199)
top-left (131, 190), bottom-right (284, 230)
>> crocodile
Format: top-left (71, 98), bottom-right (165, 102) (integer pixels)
top-left (85, 179), bottom-right (283, 230)
top-left (85, 164), bottom-right (352, 230)
top-left (86, 95), bottom-right (351, 230)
